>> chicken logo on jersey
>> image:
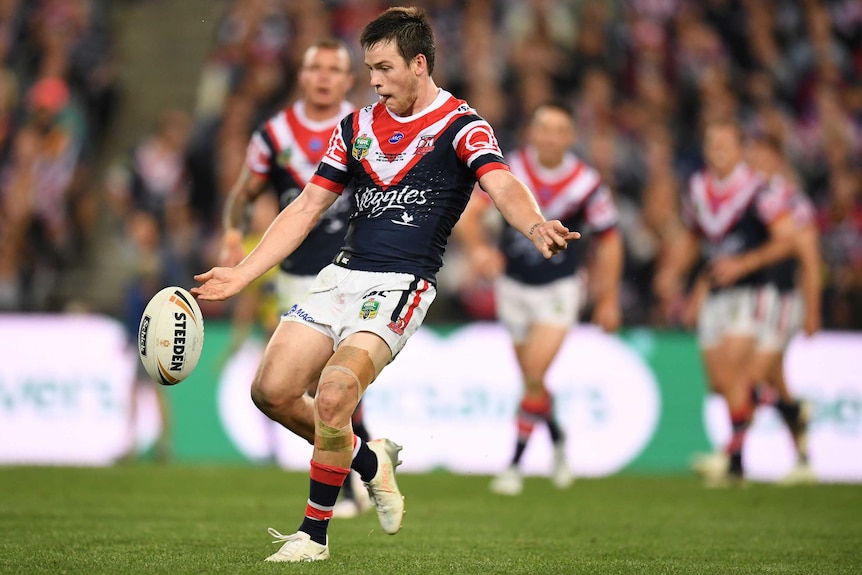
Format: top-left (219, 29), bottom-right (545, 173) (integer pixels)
top-left (352, 134), bottom-right (373, 161)
top-left (414, 134), bottom-right (435, 156)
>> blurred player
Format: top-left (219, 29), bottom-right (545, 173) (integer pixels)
top-left (747, 134), bottom-right (821, 484)
top-left (218, 39), bottom-right (371, 516)
top-left (654, 119), bottom-right (796, 486)
top-left (455, 102), bottom-right (622, 495)
top-left (194, 7), bottom-right (580, 562)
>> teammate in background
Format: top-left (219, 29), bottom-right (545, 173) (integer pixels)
top-left (455, 102), bottom-right (622, 496)
top-left (218, 38), bottom-right (371, 517)
top-left (654, 119), bottom-right (796, 486)
top-left (194, 7), bottom-right (580, 562)
top-left (747, 134), bottom-right (821, 484)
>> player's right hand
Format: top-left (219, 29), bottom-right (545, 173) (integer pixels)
top-left (219, 228), bottom-right (246, 267)
top-left (191, 267), bottom-right (250, 301)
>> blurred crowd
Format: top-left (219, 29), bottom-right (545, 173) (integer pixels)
top-left (1, 0), bottom-right (861, 330)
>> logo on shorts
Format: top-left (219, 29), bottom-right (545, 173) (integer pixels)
top-left (352, 134), bottom-right (373, 161)
top-left (388, 317), bottom-right (406, 335)
top-left (359, 298), bottom-right (380, 320)
top-left (287, 304), bottom-right (314, 322)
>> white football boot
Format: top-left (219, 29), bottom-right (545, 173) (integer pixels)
top-left (264, 529), bottom-right (329, 563)
top-left (489, 466), bottom-right (523, 496)
top-left (779, 462), bottom-right (817, 486)
top-left (551, 444), bottom-right (575, 489)
top-left (364, 438), bottom-right (405, 534)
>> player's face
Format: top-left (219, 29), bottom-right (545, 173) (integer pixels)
top-left (299, 47), bottom-right (353, 109)
top-left (704, 125), bottom-right (742, 178)
top-left (364, 40), bottom-right (420, 117)
top-left (529, 107), bottom-right (575, 167)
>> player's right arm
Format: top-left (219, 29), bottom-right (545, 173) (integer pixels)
top-left (219, 166), bottom-right (268, 266)
top-left (653, 227), bottom-right (700, 307)
top-left (193, 183), bottom-right (338, 301)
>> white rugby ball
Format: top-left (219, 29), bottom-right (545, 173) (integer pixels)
top-left (138, 286), bottom-right (204, 386)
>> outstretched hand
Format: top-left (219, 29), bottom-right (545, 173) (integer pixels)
top-left (531, 220), bottom-right (581, 258)
top-left (191, 267), bottom-right (250, 301)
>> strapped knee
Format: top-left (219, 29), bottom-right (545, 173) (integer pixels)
top-left (313, 346), bottom-right (377, 453)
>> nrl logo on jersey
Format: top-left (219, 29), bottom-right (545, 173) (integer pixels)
top-left (352, 134), bottom-right (373, 161)
top-left (276, 147), bottom-right (293, 167)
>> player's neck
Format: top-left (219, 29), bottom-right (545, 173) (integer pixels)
top-left (301, 100), bottom-right (342, 122)
top-left (402, 80), bottom-right (440, 117)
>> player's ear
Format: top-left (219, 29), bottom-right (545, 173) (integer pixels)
top-left (412, 54), bottom-right (428, 76)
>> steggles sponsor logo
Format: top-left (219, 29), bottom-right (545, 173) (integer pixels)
top-left (355, 185), bottom-right (429, 218)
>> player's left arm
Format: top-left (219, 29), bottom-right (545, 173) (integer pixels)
top-left (796, 223), bottom-right (823, 335)
top-left (478, 169), bottom-right (580, 258)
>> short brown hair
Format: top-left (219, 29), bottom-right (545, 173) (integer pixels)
top-left (360, 7), bottom-right (435, 75)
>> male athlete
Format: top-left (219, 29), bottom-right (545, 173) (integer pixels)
top-left (747, 134), bottom-right (820, 484)
top-left (218, 38), bottom-right (372, 517)
top-left (655, 119), bottom-right (796, 486)
top-left (456, 102), bottom-right (622, 495)
top-left (193, 7), bottom-right (580, 562)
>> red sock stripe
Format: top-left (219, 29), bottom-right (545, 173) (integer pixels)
top-left (305, 502), bottom-right (332, 521)
top-left (520, 394), bottom-right (552, 415)
top-left (309, 460), bottom-right (350, 487)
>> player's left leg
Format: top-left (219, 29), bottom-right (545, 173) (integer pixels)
top-left (266, 332), bottom-right (391, 562)
top-left (333, 401), bottom-right (373, 518)
top-left (507, 324), bottom-right (571, 489)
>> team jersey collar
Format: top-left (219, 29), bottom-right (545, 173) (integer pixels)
top-left (293, 100), bottom-right (353, 131)
top-left (524, 145), bottom-right (578, 182)
top-left (382, 88), bottom-right (450, 123)
top-left (707, 162), bottom-right (751, 195)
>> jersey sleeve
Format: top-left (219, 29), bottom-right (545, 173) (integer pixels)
top-left (309, 116), bottom-right (351, 194)
top-left (452, 118), bottom-right (509, 179)
top-left (755, 180), bottom-right (791, 225)
top-left (584, 184), bottom-right (619, 234)
top-left (245, 128), bottom-right (273, 176)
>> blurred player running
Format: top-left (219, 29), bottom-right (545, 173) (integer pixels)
top-left (456, 102), bottom-right (622, 495)
top-left (218, 38), bottom-right (371, 516)
top-left (655, 120), bottom-right (797, 486)
top-left (747, 134), bottom-right (821, 484)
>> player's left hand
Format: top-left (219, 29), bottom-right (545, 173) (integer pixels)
top-left (532, 220), bottom-right (581, 259)
top-left (709, 255), bottom-right (748, 287)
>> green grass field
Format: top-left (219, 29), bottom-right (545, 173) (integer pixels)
top-left (1, 465), bottom-right (860, 575)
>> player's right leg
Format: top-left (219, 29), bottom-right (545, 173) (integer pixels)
top-left (251, 320), bottom-right (334, 444)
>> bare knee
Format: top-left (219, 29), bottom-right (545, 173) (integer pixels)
top-left (315, 375), bottom-right (359, 427)
top-left (250, 368), bottom-right (310, 419)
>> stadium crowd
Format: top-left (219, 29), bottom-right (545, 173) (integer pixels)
top-left (0, 0), bottom-right (860, 330)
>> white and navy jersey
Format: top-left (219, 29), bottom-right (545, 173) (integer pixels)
top-left (683, 163), bottom-right (790, 290)
top-left (492, 147), bottom-right (618, 285)
top-left (311, 89), bottom-right (509, 285)
top-left (763, 174), bottom-right (815, 293)
top-left (245, 100), bottom-right (355, 275)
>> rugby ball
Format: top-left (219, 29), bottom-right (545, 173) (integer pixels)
top-left (138, 286), bottom-right (204, 386)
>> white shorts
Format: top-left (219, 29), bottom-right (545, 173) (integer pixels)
top-left (697, 285), bottom-right (773, 349)
top-left (757, 287), bottom-right (803, 352)
top-left (282, 264), bottom-right (437, 356)
top-left (496, 273), bottom-right (585, 344)
top-left (276, 271), bottom-right (317, 315)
